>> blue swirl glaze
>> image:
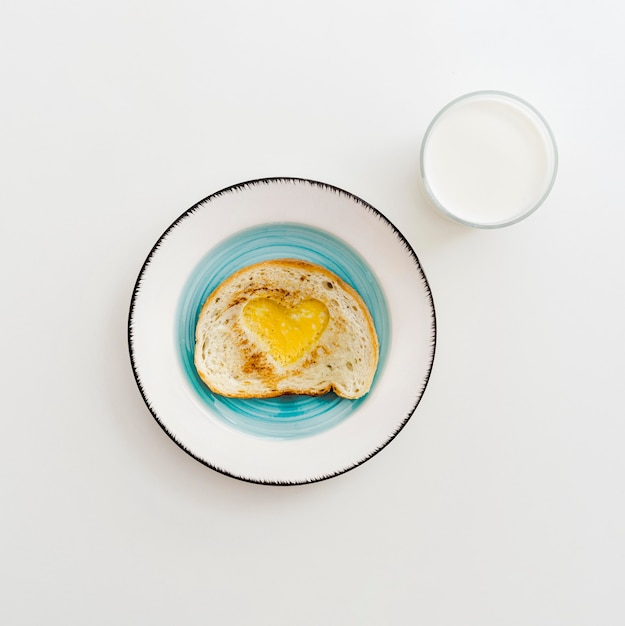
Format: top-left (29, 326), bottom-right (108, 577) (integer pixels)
top-left (177, 223), bottom-right (390, 439)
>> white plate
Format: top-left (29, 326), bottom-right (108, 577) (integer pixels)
top-left (128, 178), bottom-right (436, 484)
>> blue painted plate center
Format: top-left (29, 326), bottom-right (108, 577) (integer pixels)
top-left (177, 223), bottom-right (390, 439)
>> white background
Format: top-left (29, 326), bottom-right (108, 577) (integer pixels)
top-left (2, 1), bottom-right (624, 625)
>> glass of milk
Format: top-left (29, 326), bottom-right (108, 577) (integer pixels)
top-left (420, 91), bottom-right (558, 228)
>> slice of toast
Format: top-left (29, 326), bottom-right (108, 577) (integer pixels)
top-left (193, 259), bottom-right (379, 399)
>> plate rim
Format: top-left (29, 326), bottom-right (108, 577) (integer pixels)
top-left (127, 177), bottom-right (437, 486)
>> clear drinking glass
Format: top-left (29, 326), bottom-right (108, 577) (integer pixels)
top-left (420, 90), bottom-right (558, 228)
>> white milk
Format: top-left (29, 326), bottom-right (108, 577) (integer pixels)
top-left (421, 92), bottom-right (557, 227)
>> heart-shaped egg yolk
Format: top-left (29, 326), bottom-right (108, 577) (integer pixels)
top-left (242, 298), bottom-right (330, 366)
